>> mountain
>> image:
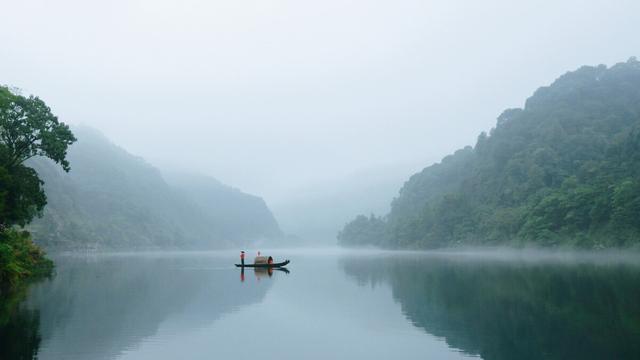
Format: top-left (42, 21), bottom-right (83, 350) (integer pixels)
top-left (339, 58), bottom-right (640, 249)
top-left (163, 172), bottom-right (282, 242)
top-left (28, 126), bottom-right (282, 250)
top-left (272, 163), bottom-right (418, 244)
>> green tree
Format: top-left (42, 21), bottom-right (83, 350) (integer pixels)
top-left (0, 86), bottom-right (75, 171)
top-left (339, 58), bottom-right (640, 249)
top-left (0, 86), bottom-right (76, 229)
top-left (0, 85), bottom-right (74, 286)
top-left (338, 214), bottom-right (387, 246)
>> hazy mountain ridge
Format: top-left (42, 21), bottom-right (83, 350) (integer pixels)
top-left (272, 163), bottom-right (419, 244)
top-left (163, 172), bottom-right (282, 242)
top-left (28, 126), bottom-right (282, 250)
top-left (339, 58), bottom-right (640, 248)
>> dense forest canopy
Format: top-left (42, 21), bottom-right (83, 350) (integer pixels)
top-left (339, 58), bottom-right (640, 249)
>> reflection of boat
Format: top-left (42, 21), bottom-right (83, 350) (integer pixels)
top-left (235, 260), bottom-right (290, 268)
top-left (253, 267), bottom-right (273, 278)
top-left (241, 266), bottom-right (289, 281)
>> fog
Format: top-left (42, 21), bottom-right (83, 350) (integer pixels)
top-left (19, 249), bottom-right (640, 359)
top-left (2, 0), bottom-right (639, 234)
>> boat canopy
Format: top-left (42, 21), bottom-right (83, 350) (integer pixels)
top-left (254, 256), bottom-right (273, 265)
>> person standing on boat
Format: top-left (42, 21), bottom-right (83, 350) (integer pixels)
top-left (240, 251), bottom-right (245, 267)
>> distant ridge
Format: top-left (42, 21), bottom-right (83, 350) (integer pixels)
top-left (28, 126), bottom-right (282, 250)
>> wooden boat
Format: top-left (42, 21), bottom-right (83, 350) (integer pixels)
top-left (235, 260), bottom-right (290, 268)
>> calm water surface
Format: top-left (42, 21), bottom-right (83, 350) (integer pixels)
top-left (2, 249), bottom-right (640, 360)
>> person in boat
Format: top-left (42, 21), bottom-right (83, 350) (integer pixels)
top-left (240, 251), bottom-right (245, 267)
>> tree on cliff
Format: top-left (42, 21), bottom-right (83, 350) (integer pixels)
top-left (0, 85), bottom-right (75, 286)
top-left (0, 86), bottom-right (76, 229)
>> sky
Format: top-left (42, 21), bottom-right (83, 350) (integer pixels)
top-left (2, 0), bottom-right (640, 206)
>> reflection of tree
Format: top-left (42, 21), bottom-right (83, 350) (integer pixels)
top-left (341, 256), bottom-right (640, 360)
top-left (0, 286), bottom-right (41, 360)
top-left (24, 255), bottom-right (273, 360)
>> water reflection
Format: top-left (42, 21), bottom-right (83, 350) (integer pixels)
top-left (341, 254), bottom-right (640, 360)
top-left (0, 287), bottom-right (41, 360)
top-left (19, 253), bottom-right (276, 360)
top-left (253, 267), bottom-right (273, 279)
top-left (3, 251), bottom-right (639, 360)
top-left (240, 267), bottom-right (290, 282)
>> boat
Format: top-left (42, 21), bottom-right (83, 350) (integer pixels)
top-left (235, 260), bottom-right (290, 268)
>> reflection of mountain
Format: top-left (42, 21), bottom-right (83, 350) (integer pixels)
top-left (341, 256), bottom-right (640, 360)
top-left (22, 254), bottom-right (272, 360)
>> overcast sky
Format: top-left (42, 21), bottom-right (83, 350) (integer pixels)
top-left (2, 0), bottom-right (639, 204)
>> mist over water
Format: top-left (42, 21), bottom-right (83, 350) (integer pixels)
top-left (2, 0), bottom-right (640, 359)
top-left (2, 249), bottom-right (638, 360)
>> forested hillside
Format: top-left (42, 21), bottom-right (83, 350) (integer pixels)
top-left (28, 127), bottom-right (282, 250)
top-left (163, 172), bottom-right (282, 243)
top-left (339, 58), bottom-right (640, 248)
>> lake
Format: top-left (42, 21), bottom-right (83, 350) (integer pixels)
top-left (1, 249), bottom-right (640, 359)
